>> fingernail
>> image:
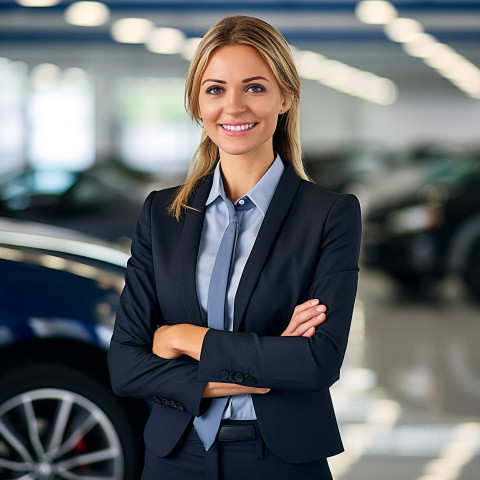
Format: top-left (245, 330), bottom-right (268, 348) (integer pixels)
top-left (315, 306), bottom-right (324, 312)
top-left (310, 299), bottom-right (319, 305)
top-left (317, 313), bottom-right (325, 319)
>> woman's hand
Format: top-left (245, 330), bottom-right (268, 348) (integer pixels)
top-left (281, 299), bottom-right (327, 338)
top-left (152, 324), bottom-right (209, 361)
top-left (202, 382), bottom-right (270, 398)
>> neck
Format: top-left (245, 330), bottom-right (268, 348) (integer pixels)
top-left (219, 147), bottom-right (275, 203)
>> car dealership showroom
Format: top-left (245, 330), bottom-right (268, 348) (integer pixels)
top-left (0, 1), bottom-right (479, 479)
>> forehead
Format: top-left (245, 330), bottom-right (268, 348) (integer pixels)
top-left (202, 45), bottom-right (274, 80)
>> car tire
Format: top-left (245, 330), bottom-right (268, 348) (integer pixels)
top-left (0, 362), bottom-right (143, 480)
top-left (463, 238), bottom-right (480, 301)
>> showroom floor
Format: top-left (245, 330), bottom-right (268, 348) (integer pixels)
top-left (329, 268), bottom-right (480, 480)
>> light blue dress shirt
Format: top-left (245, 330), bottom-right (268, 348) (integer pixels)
top-left (196, 154), bottom-right (284, 420)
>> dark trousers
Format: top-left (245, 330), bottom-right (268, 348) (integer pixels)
top-left (141, 422), bottom-right (333, 480)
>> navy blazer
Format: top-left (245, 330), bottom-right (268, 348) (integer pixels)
top-left (108, 162), bottom-right (361, 463)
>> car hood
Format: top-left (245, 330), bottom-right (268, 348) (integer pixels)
top-left (0, 217), bottom-right (130, 268)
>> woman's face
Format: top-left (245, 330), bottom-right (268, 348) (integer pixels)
top-left (198, 45), bottom-right (289, 161)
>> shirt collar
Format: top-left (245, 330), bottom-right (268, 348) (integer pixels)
top-left (205, 154), bottom-right (285, 216)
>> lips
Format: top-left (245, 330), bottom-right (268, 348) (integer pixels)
top-left (221, 122), bottom-right (257, 132)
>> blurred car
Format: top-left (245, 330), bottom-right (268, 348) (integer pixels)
top-left (361, 155), bottom-right (480, 299)
top-left (0, 218), bottom-right (147, 479)
top-left (304, 142), bottom-right (394, 192)
top-left (0, 162), bottom-right (148, 244)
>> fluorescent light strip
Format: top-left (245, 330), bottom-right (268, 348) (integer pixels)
top-left (146, 27), bottom-right (185, 55)
top-left (356, 0), bottom-right (480, 99)
top-left (64, 2), bottom-right (110, 28)
top-left (16, 0), bottom-right (61, 6)
top-left (295, 49), bottom-right (398, 105)
top-left (111, 18), bottom-right (154, 44)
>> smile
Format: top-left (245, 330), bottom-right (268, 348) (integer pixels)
top-left (221, 122), bottom-right (257, 132)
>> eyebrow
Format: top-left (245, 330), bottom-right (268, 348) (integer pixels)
top-left (242, 76), bottom-right (269, 83)
top-left (201, 76), bottom-right (270, 86)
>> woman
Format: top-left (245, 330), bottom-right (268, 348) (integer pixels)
top-left (108, 14), bottom-right (361, 480)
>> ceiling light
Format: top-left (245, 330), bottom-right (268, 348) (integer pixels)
top-left (294, 51), bottom-right (328, 81)
top-left (111, 18), bottom-right (154, 44)
top-left (16, 0), bottom-right (61, 6)
top-left (434, 54), bottom-right (466, 78)
top-left (355, 1), bottom-right (397, 25)
top-left (146, 28), bottom-right (185, 55)
top-left (422, 43), bottom-right (455, 69)
top-left (322, 60), bottom-right (353, 90)
top-left (63, 67), bottom-right (89, 84)
top-left (181, 37), bottom-right (202, 61)
top-left (65, 2), bottom-right (110, 27)
top-left (369, 77), bottom-right (398, 105)
top-left (294, 48), bottom-right (397, 105)
top-left (30, 63), bottom-right (61, 89)
top-left (384, 18), bottom-right (423, 43)
top-left (401, 33), bottom-right (436, 58)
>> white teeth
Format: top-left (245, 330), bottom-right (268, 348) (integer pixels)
top-left (222, 123), bottom-right (255, 131)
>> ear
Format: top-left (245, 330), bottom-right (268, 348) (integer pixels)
top-left (279, 95), bottom-right (292, 114)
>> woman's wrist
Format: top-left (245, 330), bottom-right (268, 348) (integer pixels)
top-left (175, 324), bottom-right (209, 361)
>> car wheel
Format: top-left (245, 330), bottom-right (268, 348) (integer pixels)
top-left (464, 238), bottom-right (480, 301)
top-left (0, 362), bottom-right (142, 480)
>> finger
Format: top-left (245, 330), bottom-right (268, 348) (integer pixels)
top-left (302, 326), bottom-right (317, 338)
top-left (292, 299), bottom-right (320, 315)
top-left (282, 301), bottom-right (326, 336)
top-left (291, 312), bottom-right (326, 337)
top-left (292, 305), bottom-right (326, 328)
top-left (282, 305), bottom-right (324, 336)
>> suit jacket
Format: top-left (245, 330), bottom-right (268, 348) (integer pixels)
top-left (108, 162), bottom-right (361, 464)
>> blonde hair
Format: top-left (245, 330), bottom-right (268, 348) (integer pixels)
top-left (169, 15), bottom-right (309, 219)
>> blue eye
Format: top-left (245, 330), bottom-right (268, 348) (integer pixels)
top-left (247, 84), bottom-right (265, 93)
top-left (206, 86), bottom-right (223, 95)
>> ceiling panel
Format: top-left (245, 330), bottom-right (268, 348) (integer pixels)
top-left (0, 1), bottom-right (479, 87)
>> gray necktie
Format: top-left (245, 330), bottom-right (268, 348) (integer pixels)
top-left (193, 196), bottom-right (254, 451)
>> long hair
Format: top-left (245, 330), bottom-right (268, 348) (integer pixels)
top-left (169, 15), bottom-right (309, 219)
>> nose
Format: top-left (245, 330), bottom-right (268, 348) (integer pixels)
top-left (224, 90), bottom-right (246, 115)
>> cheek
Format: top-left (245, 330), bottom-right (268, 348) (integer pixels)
top-left (198, 99), bottom-right (218, 122)
top-left (262, 102), bottom-right (282, 131)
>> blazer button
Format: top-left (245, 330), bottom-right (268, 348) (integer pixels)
top-left (161, 398), bottom-right (170, 406)
top-left (220, 370), bottom-right (229, 381)
top-left (176, 403), bottom-right (184, 411)
top-left (234, 372), bottom-right (244, 382)
top-left (244, 375), bottom-right (255, 385)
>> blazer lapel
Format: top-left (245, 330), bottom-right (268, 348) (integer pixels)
top-left (233, 164), bottom-right (302, 331)
top-left (178, 174), bottom-right (213, 327)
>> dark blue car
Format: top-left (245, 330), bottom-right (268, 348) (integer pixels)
top-left (0, 218), bottom-right (147, 479)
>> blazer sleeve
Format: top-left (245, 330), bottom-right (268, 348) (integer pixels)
top-left (197, 193), bottom-right (361, 392)
top-left (107, 191), bottom-right (208, 417)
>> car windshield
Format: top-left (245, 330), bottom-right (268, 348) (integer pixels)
top-left (0, 170), bottom-right (77, 208)
top-left (427, 157), bottom-right (480, 185)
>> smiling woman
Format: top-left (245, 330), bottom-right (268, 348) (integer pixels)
top-left (198, 45), bottom-right (290, 180)
top-left (172, 14), bottom-right (308, 219)
top-left (108, 14), bottom-right (362, 480)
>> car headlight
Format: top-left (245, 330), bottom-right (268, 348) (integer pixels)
top-left (386, 205), bottom-right (444, 234)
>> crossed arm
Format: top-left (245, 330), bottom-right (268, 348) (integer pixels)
top-left (152, 299), bottom-right (327, 398)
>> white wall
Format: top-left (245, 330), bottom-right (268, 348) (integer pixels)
top-left (300, 78), bottom-right (480, 153)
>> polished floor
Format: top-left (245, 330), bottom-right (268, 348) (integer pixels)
top-left (330, 268), bottom-right (480, 480)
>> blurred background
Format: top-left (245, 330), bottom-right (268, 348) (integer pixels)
top-left (0, 1), bottom-right (479, 480)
